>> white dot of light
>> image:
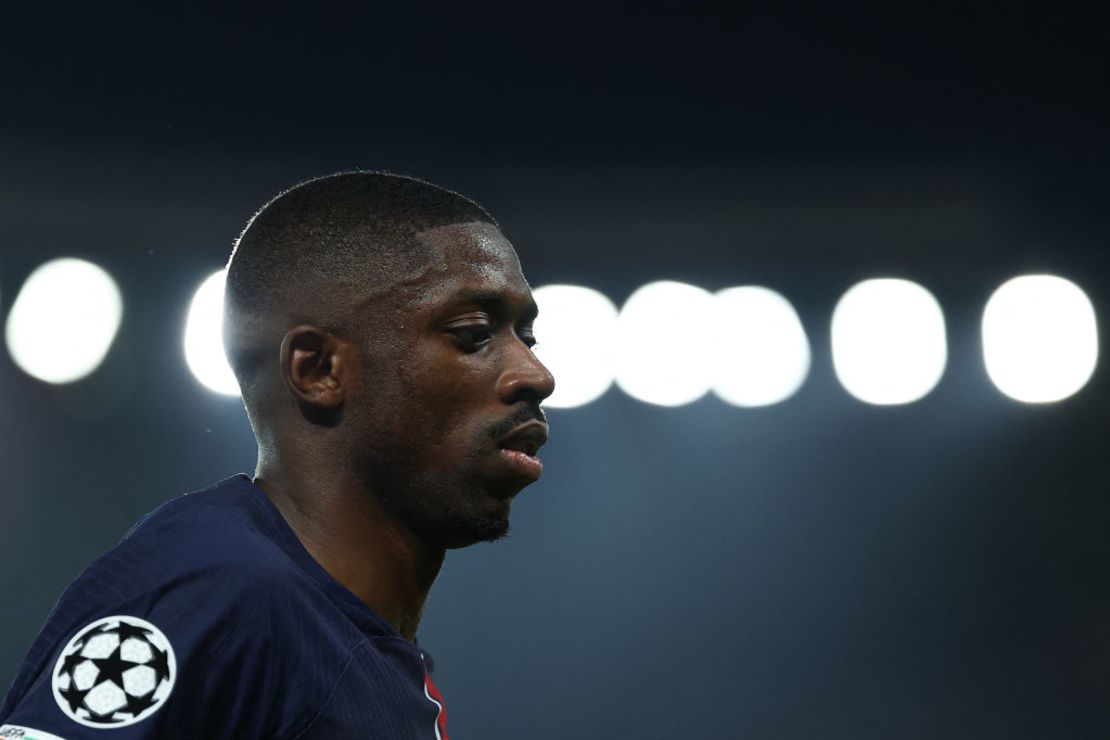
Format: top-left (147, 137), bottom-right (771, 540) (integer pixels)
top-left (831, 278), bottom-right (948, 405)
top-left (982, 274), bottom-right (1099, 403)
top-left (183, 269), bottom-right (240, 396)
top-left (712, 286), bottom-right (811, 407)
top-left (532, 284), bottom-right (619, 408)
top-left (615, 280), bottom-right (716, 406)
top-left (4, 258), bottom-right (124, 384)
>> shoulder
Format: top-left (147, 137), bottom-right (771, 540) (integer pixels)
top-left (1, 477), bottom-right (360, 737)
top-left (55, 475), bottom-right (353, 656)
top-left (59, 477), bottom-right (300, 616)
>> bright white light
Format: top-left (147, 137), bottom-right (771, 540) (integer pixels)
top-left (532, 284), bottom-right (619, 408)
top-left (5, 258), bottom-right (124, 384)
top-left (615, 281), bottom-right (716, 406)
top-left (183, 269), bottom-right (240, 396)
top-left (982, 275), bottom-right (1098, 403)
top-left (712, 287), bottom-right (811, 407)
top-left (831, 278), bottom-right (947, 405)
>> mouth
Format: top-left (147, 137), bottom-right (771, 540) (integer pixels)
top-left (495, 420), bottom-right (548, 481)
top-left (497, 420), bottom-right (548, 456)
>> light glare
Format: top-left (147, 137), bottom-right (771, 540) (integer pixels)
top-left (831, 278), bottom-right (947, 405)
top-left (982, 275), bottom-right (1098, 403)
top-left (5, 258), bottom-right (124, 384)
top-left (615, 281), bottom-right (716, 406)
top-left (712, 287), bottom-right (810, 406)
top-left (532, 284), bottom-right (619, 408)
top-left (183, 270), bottom-right (240, 396)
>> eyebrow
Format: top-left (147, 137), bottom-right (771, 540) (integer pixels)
top-left (452, 288), bottom-right (539, 322)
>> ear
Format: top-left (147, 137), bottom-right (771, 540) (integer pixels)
top-left (278, 325), bottom-right (353, 413)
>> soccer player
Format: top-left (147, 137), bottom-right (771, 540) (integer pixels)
top-left (0, 172), bottom-right (555, 739)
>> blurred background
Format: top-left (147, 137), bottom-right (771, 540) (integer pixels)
top-left (1, 4), bottom-right (1107, 738)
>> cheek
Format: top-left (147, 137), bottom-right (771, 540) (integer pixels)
top-left (359, 334), bottom-right (493, 452)
top-left (411, 383), bottom-right (494, 466)
top-left (370, 368), bottom-right (475, 447)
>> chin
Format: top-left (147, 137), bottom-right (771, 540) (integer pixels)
top-left (438, 491), bottom-right (513, 548)
top-left (443, 511), bottom-right (511, 549)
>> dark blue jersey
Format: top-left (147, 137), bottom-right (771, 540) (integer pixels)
top-left (1, 475), bottom-right (450, 739)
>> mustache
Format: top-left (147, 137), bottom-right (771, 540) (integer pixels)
top-left (487, 405), bottom-right (547, 441)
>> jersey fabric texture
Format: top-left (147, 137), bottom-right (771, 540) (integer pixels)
top-left (0, 475), bottom-right (450, 739)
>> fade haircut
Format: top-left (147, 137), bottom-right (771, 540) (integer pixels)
top-left (223, 170), bottom-right (497, 403)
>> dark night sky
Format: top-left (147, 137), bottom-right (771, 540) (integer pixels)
top-left (3, 5), bottom-right (1106, 162)
top-left (1, 4), bottom-right (1108, 738)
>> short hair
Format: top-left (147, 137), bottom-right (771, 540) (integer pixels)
top-left (223, 171), bottom-right (497, 399)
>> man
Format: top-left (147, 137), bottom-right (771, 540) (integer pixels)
top-left (0, 172), bottom-right (555, 738)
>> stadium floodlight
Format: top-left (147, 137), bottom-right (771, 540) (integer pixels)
top-left (712, 286), bottom-right (811, 407)
top-left (183, 270), bottom-right (240, 397)
top-left (532, 284), bottom-right (619, 408)
top-left (5, 258), bottom-right (124, 384)
top-left (982, 274), bottom-right (1098, 403)
top-left (615, 280), bottom-right (716, 407)
top-left (831, 278), bottom-right (948, 405)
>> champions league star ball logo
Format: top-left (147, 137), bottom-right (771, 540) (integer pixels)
top-left (51, 615), bottom-right (176, 728)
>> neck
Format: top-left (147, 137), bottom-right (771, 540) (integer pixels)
top-left (252, 455), bottom-right (445, 641)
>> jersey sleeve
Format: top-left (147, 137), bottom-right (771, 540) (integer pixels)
top-left (1, 526), bottom-right (329, 738)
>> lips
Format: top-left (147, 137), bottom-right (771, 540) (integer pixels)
top-left (496, 420), bottom-right (548, 456)
top-left (495, 420), bottom-right (548, 481)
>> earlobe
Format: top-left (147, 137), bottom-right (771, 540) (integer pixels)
top-left (280, 325), bottom-right (346, 411)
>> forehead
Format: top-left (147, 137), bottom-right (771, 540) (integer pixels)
top-left (407, 222), bottom-right (532, 309)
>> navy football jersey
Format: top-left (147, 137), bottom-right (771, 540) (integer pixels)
top-left (0, 475), bottom-right (450, 739)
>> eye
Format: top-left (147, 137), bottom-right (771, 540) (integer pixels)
top-left (448, 324), bottom-right (494, 352)
top-left (519, 329), bottom-right (538, 349)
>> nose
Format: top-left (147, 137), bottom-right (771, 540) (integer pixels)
top-left (497, 340), bottom-right (556, 405)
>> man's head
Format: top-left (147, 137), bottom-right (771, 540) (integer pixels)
top-left (223, 172), bottom-right (555, 548)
